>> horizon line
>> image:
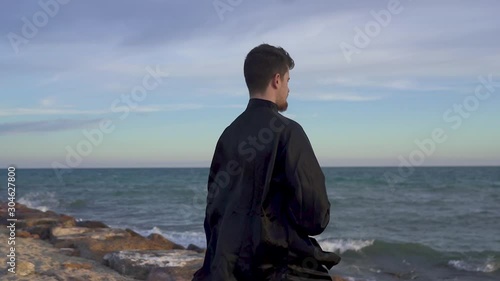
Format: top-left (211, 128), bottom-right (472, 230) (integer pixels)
top-left (5, 164), bottom-right (500, 169)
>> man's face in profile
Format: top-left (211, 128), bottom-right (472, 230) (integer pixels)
top-left (277, 71), bottom-right (290, 112)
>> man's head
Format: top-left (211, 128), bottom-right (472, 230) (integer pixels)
top-left (244, 44), bottom-right (294, 112)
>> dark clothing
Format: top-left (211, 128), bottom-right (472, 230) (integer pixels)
top-left (193, 99), bottom-right (340, 281)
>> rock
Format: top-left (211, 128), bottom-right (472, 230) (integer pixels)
top-left (17, 261), bottom-right (35, 276)
top-left (104, 250), bottom-right (203, 280)
top-left (62, 262), bottom-right (93, 270)
top-left (18, 217), bottom-right (61, 229)
top-left (59, 214), bottom-right (77, 227)
top-left (72, 234), bottom-right (188, 262)
top-left (8, 207), bottom-right (76, 241)
top-left (50, 227), bottom-right (188, 262)
top-left (147, 261), bottom-right (203, 281)
top-left (126, 228), bottom-right (143, 237)
top-left (187, 244), bottom-right (205, 253)
top-left (331, 276), bottom-right (349, 281)
top-left (51, 226), bottom-right (93, 238)
top-left (25, 225), bottom-right (52, 240)
top-left (50, 226), bottom-right (131, 246)
top-left (31, 234), bottom-right (40, 239)
top-left (146, 267), bottom-right (177, 281)
top-left (59, 247), bottom-right (78, 256)
top-left (147, 233), bottom-right (185, 250)
top-left (76, 220), bottom-right (109, 228)
top-left (1, 203), bottom-right (71, 235)
top-left (17, 230), bottom-right (32, 238)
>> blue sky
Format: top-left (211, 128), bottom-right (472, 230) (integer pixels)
top-left (1, 0), bottom-right (499, 168)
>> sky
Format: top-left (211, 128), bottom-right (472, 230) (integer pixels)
top-left (1, 0), bottom-right (499, 168)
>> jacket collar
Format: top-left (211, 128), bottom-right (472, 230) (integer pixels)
top-left (246, 98), bottom-right (278, 112)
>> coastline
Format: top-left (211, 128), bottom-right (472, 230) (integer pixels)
top-left (0, 202), bottom-right (206, 281)
top-left (1, 202), bottom-right (347, 281)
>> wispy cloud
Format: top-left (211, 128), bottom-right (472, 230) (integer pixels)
top-left (1, 0), bottom-right (499, 166)
top-left (0, 104), bottom-right (245, 117)
top-left (0, 118), bottom-right (103, 136)
top-left (294, 93), bottom-right (384, 102)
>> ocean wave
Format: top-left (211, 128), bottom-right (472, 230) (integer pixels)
top-left (18, 191), bottom-right (59, 212)
top-left (134, 227), bottom-right (206, 248)
top-left (66, 199), bottom-right (88, 208)
top-left (448, 256), bottom-right (499, 273)
top-left (319, 239), bottom-right (375, 254)
top-left (136, 226), bottom-right (164, 237)
top-left (164, 231), bottom-right (206, 248)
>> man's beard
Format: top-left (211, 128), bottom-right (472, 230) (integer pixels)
top-left (278, 101), bottom-right (288, 112)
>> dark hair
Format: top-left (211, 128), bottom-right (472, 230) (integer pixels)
top-left (244, 44), bottom-right (295, 95)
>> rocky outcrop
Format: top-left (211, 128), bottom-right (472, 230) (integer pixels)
top-left (67, 234), bottom-right (186, 262)
top-left (1, 202), bottom-right (348, 281)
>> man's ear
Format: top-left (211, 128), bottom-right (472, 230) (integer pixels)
top-left (272, 73), bottom-right (281, 89)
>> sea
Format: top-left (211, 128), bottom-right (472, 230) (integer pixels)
top-left (3, 167), bottom-right (499, 281)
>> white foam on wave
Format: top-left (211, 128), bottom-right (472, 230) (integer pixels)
top-left (448, 257), bottom-right (499, 273)
top-left (135, 227), bottom-right (206, 248)
top-left (319, 239), bottom-right (374, 254)
top-left (163, 231), bottom-right (206, 248)
top-left (136, 226), bottom-right (164, 236)
top-left (107, 250), bottom-right (203, 267)
top-left (18, 191), bottom-right (59, 212)
top-left (130, 228), bottom-right (374, 254)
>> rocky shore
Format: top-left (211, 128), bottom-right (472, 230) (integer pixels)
top-left (1, 202), bottom-right (346, 281)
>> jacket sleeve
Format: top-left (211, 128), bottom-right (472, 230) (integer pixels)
top-left (283, 124), bottom-right (330, 236)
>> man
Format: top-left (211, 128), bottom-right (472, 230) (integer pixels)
top-left (193, 44), bottom-right (340, 281)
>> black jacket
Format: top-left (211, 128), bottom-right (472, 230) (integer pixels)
top-left (193, 99), bottom-right (340, 281)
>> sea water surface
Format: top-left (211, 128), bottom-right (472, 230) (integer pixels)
top-left (5, 167), bottom-right (500, 281)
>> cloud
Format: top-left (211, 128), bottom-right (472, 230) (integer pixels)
top-left (294, 93), bottom-right (384, 102)
top-left (0, 118), bottom-right (103, 135)
top-left (0, 103), bottom-right (244, 117)
top-left (1, 0), bottom-right (499, 115)
top-left (39, 96), bottom-right (57, 107)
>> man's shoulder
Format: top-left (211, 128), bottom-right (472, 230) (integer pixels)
top-left (277, 114), bottom-right (305, 135)
top-left (219, 111), bottom-right (304, 141)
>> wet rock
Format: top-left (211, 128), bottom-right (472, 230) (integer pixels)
top-left (187, 244), bottom-right (205, 253)
top-left (25, 225), bottom-right (52, 240)
top-left (76, 220), bottom-right (109, 228)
